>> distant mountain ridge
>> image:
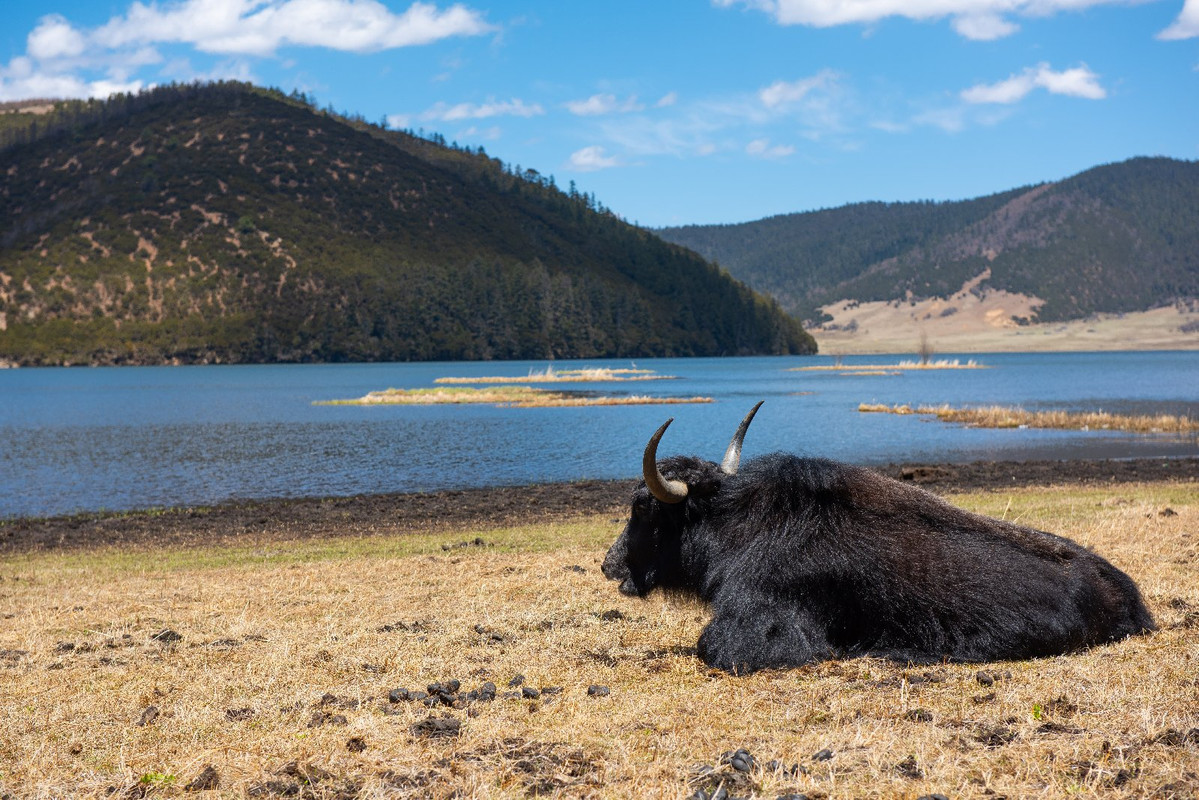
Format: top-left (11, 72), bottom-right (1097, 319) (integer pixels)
top-left (0, 82), bottom-right (813, 366)
top-left (658, 157), bottom-right (1199, 325)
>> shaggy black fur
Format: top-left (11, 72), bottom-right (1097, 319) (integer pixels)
top-left (602, 452), bottom-right (1156, 674)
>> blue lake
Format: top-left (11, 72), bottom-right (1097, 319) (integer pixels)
top-left (2, 351), bottom-right (1197, 519)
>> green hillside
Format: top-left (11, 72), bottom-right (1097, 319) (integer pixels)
top-left (0, 82), bottom-right (813, 366)
top-left (658, 157), bottom-right (1199, 324)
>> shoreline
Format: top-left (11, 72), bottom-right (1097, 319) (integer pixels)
top-left (3, 456), bottom-right (1196, 554)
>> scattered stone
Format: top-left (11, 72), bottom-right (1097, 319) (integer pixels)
top-left (975, 724), bottom-right (1019, 747)
top-left (598, 609), bottom-right (625, 622)
top-left (317, 693), bottom-right (360, 710)
top-left (904, 708), bottom-right (934, 722)
top-left (184, 765), bottom-right (219, 792)
top-left (55, 641), bottom-right (76, 653)
top-left (410, 716), bottom-right (461, 739)
top-left (1043, 695), bottom-right (1078, 717)
top-left (564, 565), bottom-right (586, 574)
top-left (136, 706), bottom-right (160, 727)
top-left (471, 624), bottom-right (506, 642)
top-left (972, 692), bottom-right (997, 704)
top-left (1149, 728), bottom-right (1199, 747)
top-left (521, 687), bottom-right (541, 700)
top-left (388, 688), bottom-right (411, 703)
top-left (717, 749), bottom-right (756, 774)
top-left (895, 755), bottom-right (923, 779)
top-left (916, 795), bottom-right (950, 800)
top-left (976, 669), bottom-right (1012, 687)
top-left (225, 707), bottom-right (254, 721)
top-left (765, 760), bottom-right (806, 778)
top-left (1160, 507), bottom-right (1178, 517)
top-left (150, 629), bottom-right (183, 645)
top-left (508, 674), bottom-right (525, 687)
top-left (441, 537), bottom-right (490, 551)
top-left (587, 685), bottom-right (610, 697)
top-left (0, 649), bottom-right (27, 664)
top-left (540, 686), bottom-right (562, 696)
top-left (1037, 721), bottom-right (1083, 735)
top-left (346, 736), bottom-right (367, 753)
top-left (811, 748), bottom-right (834, 762)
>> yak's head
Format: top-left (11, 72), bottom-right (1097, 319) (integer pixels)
top-left (601, 402), bottom-right (762, 597)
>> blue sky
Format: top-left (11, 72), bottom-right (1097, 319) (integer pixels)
top-left (1, 1), bottom-right (1196, 227)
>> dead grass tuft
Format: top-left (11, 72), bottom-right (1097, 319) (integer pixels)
top-left (0, 484), bottom-right (1195, 798)
top-left (859, 403), bottom-right (1199, 434)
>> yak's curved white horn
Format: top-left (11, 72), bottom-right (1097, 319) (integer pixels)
top-left (720, 401), bottom-right (764, 476)
top-left (643, 419), bottom-right (689, 504)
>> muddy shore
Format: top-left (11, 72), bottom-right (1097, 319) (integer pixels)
top-left (2, 457), bottom-right (1195, 554)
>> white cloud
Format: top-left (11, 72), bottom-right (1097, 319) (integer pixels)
top-left (564, 93), bottom-right (644, 116)
top-left (420, 98), bottom-right (543, 121)
top-left (962, 63), bottom-right (1106, 103)
top-left (716, 0), bottom-right (1140, 40)
top-left (951, 12), bottom-right (1019, 40)
top-left (746, 138), bottom-right (795, 158)
top-left (1159, 0), bottom-right (1199, 39)
top-left (568, 145), bottom-right (622, 171)
top-left (655, 91), bottom-right (678, 107)
top-left (2, 2), bottom-right (491, 104)
top-left (759, 70), bottom-right (837, 108)
top-left (92, 0), bottom-right (493, 56)
top-left (27, 15), bottom-right (87, 60)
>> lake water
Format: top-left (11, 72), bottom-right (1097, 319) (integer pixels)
top-left (2, 351), bottom-right (1197, 519)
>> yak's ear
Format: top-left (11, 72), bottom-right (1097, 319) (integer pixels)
top-left (720, 401), bottom-right (763, 475)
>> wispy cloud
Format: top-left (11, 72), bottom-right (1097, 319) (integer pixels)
top-left (716, 0), bottom-right (1142, 41)
top-left (746, 138), bottom-right (795, 158)
top-left (759, 70), bottom-right (837, 108)
top-left (961, 63), bottom-right (1107, 104)
top-left (655, 91), bottom-right (678, 108)
top-left (568, 145), bottom-right (622, 171)
top-left (564, 93), bottom-right (644, 116)
top-left (418, 97), bottom-right (544, 121)
top-left (1158, 0), bottom-right (1199, 39)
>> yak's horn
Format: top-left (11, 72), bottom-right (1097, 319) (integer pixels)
top-left (720, 401), bottom-right (764, 476)
top-left (643, 419), bottom-right (689, 504)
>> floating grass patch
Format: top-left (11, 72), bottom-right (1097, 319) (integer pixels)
top-left (435, 366), bottom-right (674, 384)
top-left (859, 403), bottom-right (1199, 434)
top-left (318, 385), bottom-right (711, 408)
top-left (792, 359), bottom-right (985, 372)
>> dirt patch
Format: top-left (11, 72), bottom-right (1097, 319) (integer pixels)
top-left (1, 459), bottom-right (1195, 554)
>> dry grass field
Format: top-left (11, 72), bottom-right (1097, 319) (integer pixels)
top-left (1, 483), bottom-right (1197, 798)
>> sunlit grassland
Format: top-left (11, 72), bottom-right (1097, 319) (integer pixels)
top-left (1, 484), bottom-right (1195, 798)
top-left (859, 403), bottom-right (1199, 434)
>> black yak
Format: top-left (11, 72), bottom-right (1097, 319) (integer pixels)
top-left (602, 403), bottom-right (1156, 674)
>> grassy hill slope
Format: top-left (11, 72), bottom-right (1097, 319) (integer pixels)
top-left (0, 82), bottom-right (813, 365)
top-left (659, 157), bottom-right (1199, 325)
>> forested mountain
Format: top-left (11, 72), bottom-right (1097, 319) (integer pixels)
top-left (0, 82), bottom-right (813, 366)
top-left (658, 157), bottom-right (1199, 324)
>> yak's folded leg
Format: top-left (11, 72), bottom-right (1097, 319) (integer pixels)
top-left (697, 593), bottom-right (832, 674)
